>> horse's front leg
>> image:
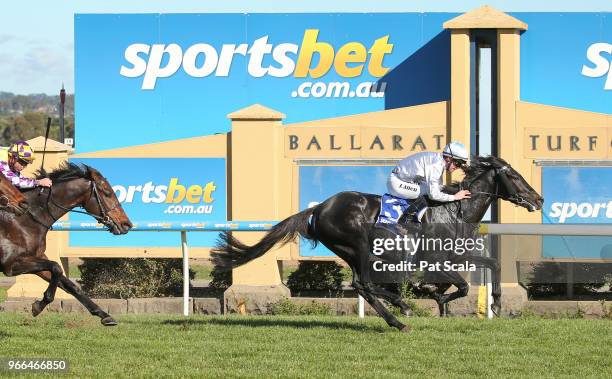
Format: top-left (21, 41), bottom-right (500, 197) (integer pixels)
top-left (353, 280), bottom-right (410, 332)
top-left (4, 255), bottom-right (63, 316)
top-left (352, 258), bottom-right (409, 332)
top-left (35, 271), bottom-right (117, 326)
top-left (432, 271), bottom-right (469, 317)
top-left (362, 283), bottom-right (414, 317)
top-left (431, 283), bottom-right (452, 316)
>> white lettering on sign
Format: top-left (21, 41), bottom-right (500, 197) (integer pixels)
top-left (581, 42), bottom-right (612, 90)
top-left (119, 30), bottom-right (394, 90)
top-left (548, 201), bottom-right (612, 223)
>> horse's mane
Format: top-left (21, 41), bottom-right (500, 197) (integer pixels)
top-left (442, 155), bottom-right (509, 195)
top-left (35, 162), bottom-right (92, 183)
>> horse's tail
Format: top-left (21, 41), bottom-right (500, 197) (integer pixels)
top-left (211, 207), bottom-right (317, 271)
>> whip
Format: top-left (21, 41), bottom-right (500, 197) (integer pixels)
top-left (39, 117), bottom-right (51, 172)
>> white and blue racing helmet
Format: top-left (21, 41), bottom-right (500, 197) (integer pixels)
top-left (442, 141), bottom-right (469, 163)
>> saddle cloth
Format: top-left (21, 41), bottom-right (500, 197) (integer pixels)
top-left (376, 193), bottom-right (426, 225)
top-left (376, 193), bottom-right (410, 225)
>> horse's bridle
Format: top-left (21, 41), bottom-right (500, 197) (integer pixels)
top-left (27, 179), bottom-right (119, 230)
top-left (451, 164), bottom-right (531, 227)
top-left (462, 165), bottom-right (529, 206)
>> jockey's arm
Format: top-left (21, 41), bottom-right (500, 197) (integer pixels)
top-left (0, 162), bottom-right (35, 188)
top-left (427, 164), bottom-right (470, 201)
top-left (427, 178), bottom-right (456, 202)
top-left (425, 164), bottom-right (453, 202)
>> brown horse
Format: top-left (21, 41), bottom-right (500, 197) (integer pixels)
top-left (0, 170), bottom-right (29, 215)
top-left (0, 163), bottom-right (132, 325)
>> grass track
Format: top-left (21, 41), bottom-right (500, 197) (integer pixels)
top-left (0, 313), bottom-right (610, 378)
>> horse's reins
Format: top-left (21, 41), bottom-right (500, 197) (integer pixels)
top-left (452, 164), bottom-right (524, 233)
top-left (27, 179), bottom-right (117, 230)
top-left (461, 165), bottom-right (527, 203)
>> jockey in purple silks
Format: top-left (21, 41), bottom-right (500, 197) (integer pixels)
top-left (0, 141), bottom-right (52, 189)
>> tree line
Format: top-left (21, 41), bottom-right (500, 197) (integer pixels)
top-left (0, 92), bottom-right (74, 146)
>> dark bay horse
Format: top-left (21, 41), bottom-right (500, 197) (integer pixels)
top-left (0, 163), bottom-right (133, 326)
top-left (212, 156), bottom-right (543, 331)
top-left (0, 170), bottom-right (29, 215)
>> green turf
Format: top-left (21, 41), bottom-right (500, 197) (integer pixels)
top-left (0, 313), bottom-right (609, 378)
top-left (0, 288), bottom-right (6, 303)
top-left (191, 264), bottom-right (212, 280)
top-left (68, 265), bottom-right (81, 279)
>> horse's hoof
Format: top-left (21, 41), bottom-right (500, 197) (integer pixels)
top-left (399, 325), bottom-right (411, 333)
top-left (491, 304), bottom-right (501, 317)
top-left (402, 309), bottom-right (413, 317)
top-left (101, 316), bottom-right (118, 326)
top-left (31, 301), bottom-right (44, 317)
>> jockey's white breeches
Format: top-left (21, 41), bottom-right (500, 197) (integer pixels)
top-left (386, 173), bottom-right (425, 200)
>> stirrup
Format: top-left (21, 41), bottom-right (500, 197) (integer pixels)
top-left (398, 211), bottom-right (420, 225)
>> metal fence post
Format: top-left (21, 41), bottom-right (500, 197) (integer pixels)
top-left (181, 231), bottom-right (189, 316)
top-left (358, 295), bottom-right (365, 318)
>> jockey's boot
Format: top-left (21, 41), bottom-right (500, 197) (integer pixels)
top-left (398, 195), bottom-right (428, 225)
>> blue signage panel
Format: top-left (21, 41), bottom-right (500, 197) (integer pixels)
top-left (68, 158), bottom-right (226, 247)
top-left (75, 13), bottom-right (456, 153)
top-left (518, 13), bottom-right (612, 115)
top-left (299, 165), bottom-right (392, 257)
top-left (75, 13), bottom-right (611, 154)
top-left (542, 166), bottom-right (612, 259)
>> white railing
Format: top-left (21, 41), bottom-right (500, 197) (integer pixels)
top-left (53, 221), bottom-right (612, 317)
top-left (53, 221), bottom-right (276, 316)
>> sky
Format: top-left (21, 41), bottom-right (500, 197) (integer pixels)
top-left (1, 0), bottom-right (611, 95)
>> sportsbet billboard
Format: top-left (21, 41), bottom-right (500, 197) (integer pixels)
top-left (74, 13), bottom-right (458, 153)
top-left (74, 12), bottom-right (610, 155)
top-left (68, 158), bottom-right (226, 247)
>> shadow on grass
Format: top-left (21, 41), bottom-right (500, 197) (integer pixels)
top-left (155, 317), bottom-right (390, 333)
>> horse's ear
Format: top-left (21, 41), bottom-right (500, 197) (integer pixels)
top-left (81, 164), bottom-right (95, 179)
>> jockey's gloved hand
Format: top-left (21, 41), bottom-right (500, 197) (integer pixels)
top-left (454, 190), bottom-right (471, 200)
top-left (36, 178), bottom-right (52, 188)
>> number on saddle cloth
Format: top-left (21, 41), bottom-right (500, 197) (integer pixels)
top-left (376, 193), bottom-right (428, 226)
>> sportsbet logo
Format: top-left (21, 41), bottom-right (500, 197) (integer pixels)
top-left (548, 201), bottom-right (612, 223)
top-left (113, 179), bottom-right (217, 214)
top-left (582, 42), bottom-right (612, 90)
top-left (120, 29), bottom-right (393, 90)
